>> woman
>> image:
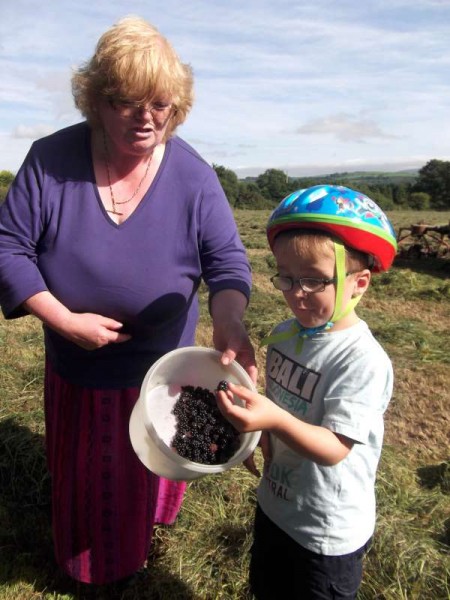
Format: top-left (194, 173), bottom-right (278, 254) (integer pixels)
top-left (0, 16), bottom-right (256, 585)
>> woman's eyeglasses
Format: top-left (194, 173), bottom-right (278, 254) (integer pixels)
top-left (108, 98), bottom-right (174, 119)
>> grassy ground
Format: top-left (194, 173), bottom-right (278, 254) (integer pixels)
top-left (0, 210), bottom-right (449, 599)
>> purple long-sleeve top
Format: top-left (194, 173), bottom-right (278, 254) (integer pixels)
top-left (0, 123), bottom-right (252, 388)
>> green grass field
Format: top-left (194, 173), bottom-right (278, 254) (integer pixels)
top-left (0, 210), bottom-right (449, 599)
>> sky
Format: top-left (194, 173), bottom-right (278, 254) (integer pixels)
top-left (1, 0), bottom-right (450, 177)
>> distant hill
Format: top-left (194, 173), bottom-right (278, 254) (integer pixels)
top-left (317, 169), bottom-right (419, 185)
top-left (242, 169), bottom-right (419, 186)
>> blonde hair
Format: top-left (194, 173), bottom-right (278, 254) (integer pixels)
top-left (273, 229), bottom-right (372, 271)
top-left (71, 15), bottom-right (194, 137)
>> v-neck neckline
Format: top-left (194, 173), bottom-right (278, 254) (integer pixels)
top-left (87, 125), bottom-right (171, 228)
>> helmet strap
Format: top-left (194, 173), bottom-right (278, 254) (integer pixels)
top-left (329, 240), bottom-right (362, 324)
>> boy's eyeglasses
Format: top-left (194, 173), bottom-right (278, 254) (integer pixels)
top-left (108, 98), bottom-right (174, 118)
top-left (270, 273), bottom-right (356, 293)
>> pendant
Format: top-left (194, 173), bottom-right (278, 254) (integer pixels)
top-left (106, 208), bottom-right (123, 216)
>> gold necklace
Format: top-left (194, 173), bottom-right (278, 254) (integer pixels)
top-left (103, 131), bottom-right (153, 216)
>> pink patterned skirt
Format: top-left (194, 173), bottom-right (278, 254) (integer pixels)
top-left (44, 360), bottom-right (187, 584)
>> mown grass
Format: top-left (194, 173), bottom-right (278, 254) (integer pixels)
top-left (0, 210), bottom-right (449, 599)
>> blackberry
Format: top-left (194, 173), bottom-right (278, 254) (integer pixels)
top-left (171, 385), bottom-right (240, 465)
top-left (216, 380), bottom-right (229, 392)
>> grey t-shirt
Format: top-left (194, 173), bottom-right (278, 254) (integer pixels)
top-left (258, 319), bottom-right (393, 555)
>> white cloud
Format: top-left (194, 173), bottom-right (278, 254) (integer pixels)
top-left (12, 124), bottom-right (57, 139)
top-left (296, 113), bottom-right (399, 142)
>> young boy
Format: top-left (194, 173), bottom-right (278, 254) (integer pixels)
top-left (216, 185), bottom-right (398, 600)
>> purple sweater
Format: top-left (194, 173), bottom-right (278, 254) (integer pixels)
top-left (0, 123), bottom-right (251, 388)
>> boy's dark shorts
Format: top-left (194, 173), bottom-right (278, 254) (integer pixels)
top-left (250, 504), bottom-right (371, 600)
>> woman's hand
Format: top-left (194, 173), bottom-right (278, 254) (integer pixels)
top-left (23, 291), bottom-right (131, 350)
top-left (210, 289), bottom-right (257, 384)
top-left (214, 317), bottom-right (257, 383)
top-left (59, 312), bottom-right (131, 350)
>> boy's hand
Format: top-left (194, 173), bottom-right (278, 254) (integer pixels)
top-left (241, 431), bottom-right (273, 478)
top-left (217, 382), bottom-right (354, 467)
top-left (259, 431), bottom-right (272, 464)
top-left (243, 452), bottom-right (261, 477)
top-left (216, 381), bottom-right (282, 433)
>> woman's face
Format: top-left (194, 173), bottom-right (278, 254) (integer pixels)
top-left (97, 97), bottom-right (175, 157)
top-left (272, 236), bottom-right (358, 330)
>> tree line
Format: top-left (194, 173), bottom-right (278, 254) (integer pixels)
top-left (214, 159), bottom-right (450, 211)
top-left (1, 159), bottom-right (450, 210)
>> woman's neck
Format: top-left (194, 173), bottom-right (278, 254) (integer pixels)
top-left (100, 132), bottom-right (156, 178)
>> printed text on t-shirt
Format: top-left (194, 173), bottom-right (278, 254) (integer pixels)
top-left (267, 348), bottom-right (320, 407)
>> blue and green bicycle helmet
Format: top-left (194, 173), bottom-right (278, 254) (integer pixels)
top-left (267, 185), bottom-right (397, 272)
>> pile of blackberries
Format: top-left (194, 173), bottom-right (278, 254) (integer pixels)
top-left (171, 384), bottom-right (240, 465)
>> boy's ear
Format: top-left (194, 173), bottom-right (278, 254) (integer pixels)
top-left (352, 269), bottom-right (371, 296)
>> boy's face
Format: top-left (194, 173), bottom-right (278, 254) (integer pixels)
top-left (272, 235), bottom-right (364, 331)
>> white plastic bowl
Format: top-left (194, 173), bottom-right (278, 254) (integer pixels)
top-left (129, 346), bottom-right (260, 480)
